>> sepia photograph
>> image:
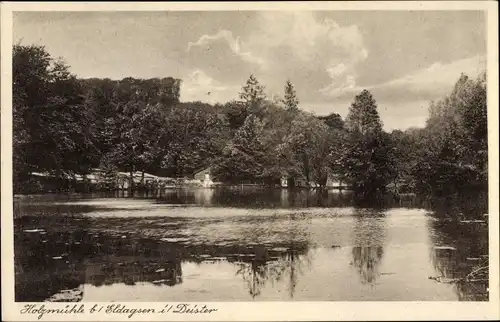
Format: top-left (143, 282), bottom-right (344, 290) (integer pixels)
top-left (1, 2), bottom-right (499, 321)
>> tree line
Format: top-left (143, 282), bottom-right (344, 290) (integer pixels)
top-left (13, 44), bottom-right (488, 203)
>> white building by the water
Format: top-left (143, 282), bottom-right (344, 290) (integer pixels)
top-left (193, 167), bottom-right (214, 188)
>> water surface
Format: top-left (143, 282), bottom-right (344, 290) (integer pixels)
top-left (14, 188), bottom-right (488, 301)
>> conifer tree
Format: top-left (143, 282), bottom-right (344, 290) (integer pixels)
top-left (283, 80), bottom-right (299, 113)
top-left (345, 89), bottom-right (383, 135)
top-left (342, 90), bottom-right (393, 200)
top-left (239, 74), bottom-right (266, 118)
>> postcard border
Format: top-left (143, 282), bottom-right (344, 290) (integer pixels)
top-left (2, 2), bottom-right (499, 321)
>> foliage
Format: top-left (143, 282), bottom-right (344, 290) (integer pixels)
top-left (160, 102), bottom-right (228, 177)
top-left (12, 43), bottom-right (488, 207)
top-left (279, 113), bottom-right (333, 186)
top-left (13, 44), bottom-right (98, 191)
top-left (282, 80), bottom-right (299, 113)
top-left (342, 90), bottom-right (393, 200)
top-left (345, 89), bottom-right (383, 135)
top-left (412, 73), bottom-right (487, 197)
top-left (317, 113), bottom-right (344, 131)
top-left (386, 128), bottom-right (424, 192)
top-left (13, 44), bottom-right (184, 191)
top-left (239, 74), bottom-right (267, 119)
top-left (220, 100), bottom-right (249, 130)
top-left (212, 115), bottom-right (268, 183)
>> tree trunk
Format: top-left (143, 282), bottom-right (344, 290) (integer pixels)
top-left (302, 153), bottom-right (310, 185)
top-left (54, 168), bottom-right (63, 193)
top-left (141, 170), bottom-right (146, 192)
top-left (129, 169), bottom-right (134, 197)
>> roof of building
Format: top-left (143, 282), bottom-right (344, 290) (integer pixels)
top-left (193, 166), bottom-right (211, 176)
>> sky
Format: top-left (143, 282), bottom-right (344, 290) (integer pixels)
top-left (13, 11), bottom-right (486, 131)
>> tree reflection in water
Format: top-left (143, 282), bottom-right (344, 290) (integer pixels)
top-left (15, 191), bottom-right (489, 302)
top-left (427, 197), bottom-right (489, 301)
top-left (85, 238), bottom-right (184, 288)
top-left (155, 187), bottom-right (357, 209)
top-left (350, 209), bottom-right (388, 285)
top-left (234, 246), bottom-right (311, 299)
top-left (351, 246), bottom-right (384, 284)
top-left (143, 187), bottom-right (425, 210)
top-left (230, 204), bottom-right (313, 299)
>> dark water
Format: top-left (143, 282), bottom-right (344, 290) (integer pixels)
top-left (14, 188), bottom-right (489, 301)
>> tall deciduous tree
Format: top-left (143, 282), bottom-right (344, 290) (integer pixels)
top-left (279, 113), bottom-right (333, 186)
top-left (212, 115), bottom-right (268, 183)
top-left (13, 44), bottom-right (98, 191)
top-left (222, 100), bottom-right (249, 130)
top-left (413, 72), bottom-right (487, 198)
top-left (318, 113), bottom-right (344, 131)
top-left (160, 102), bottom-right (228, 177)
top-left (81, 76), bottom-right (182, 188)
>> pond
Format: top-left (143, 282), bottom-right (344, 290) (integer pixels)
top-left (13, 188), bottom-right (489, 302)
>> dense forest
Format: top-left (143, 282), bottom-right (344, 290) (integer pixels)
top-left (12, 44), bottom-right (488, 203)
